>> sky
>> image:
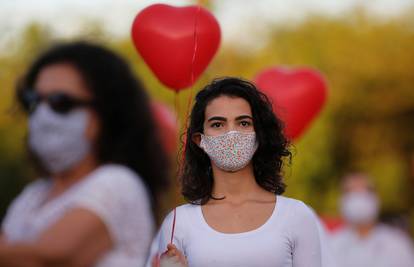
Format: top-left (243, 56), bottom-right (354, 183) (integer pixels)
top-left (0, 0), bottom-right (413, 47)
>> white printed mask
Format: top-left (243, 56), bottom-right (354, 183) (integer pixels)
top-left (199, 131), bottom-right (258, 172)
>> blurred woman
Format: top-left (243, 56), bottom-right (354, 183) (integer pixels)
top-left (331, 173), bottom-right (414, 267)
top-left (148, 77), bottom-right (324, 267)
top-left (0, 42), bottom-right (169, 267)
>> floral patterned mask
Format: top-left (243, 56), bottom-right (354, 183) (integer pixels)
top-left (199, 131), bottom-right (258, 172)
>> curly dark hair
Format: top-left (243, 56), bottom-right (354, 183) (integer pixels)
top-left (16, 41), bottom-right (169, 209)
top-left (181, 77), bottom-right (291, 204)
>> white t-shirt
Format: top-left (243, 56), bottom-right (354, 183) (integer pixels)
top-left (1, 164), bottom-right (154, 267)
top-left (147, 196), bottom-right (323, 267)
top-left (330, 224), bottom-right (414, 267)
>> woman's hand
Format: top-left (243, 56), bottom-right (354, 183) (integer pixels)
top-left (152, 243), bottom-right (188, 267)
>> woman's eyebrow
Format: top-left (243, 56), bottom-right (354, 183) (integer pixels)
top-left (207, 116), bottom-right (227, 122)
top-left (235, 115), bottom-right (253, 120)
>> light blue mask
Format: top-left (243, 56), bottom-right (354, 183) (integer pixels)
top-left (28, 103), bottom-right (91, 174)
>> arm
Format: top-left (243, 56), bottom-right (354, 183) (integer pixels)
top-left (292, 203), bottom-right (323, 267)
top-left (0, 208), bottom-right (112, 267)
top-left (309, 209), bottom-right (338, 267)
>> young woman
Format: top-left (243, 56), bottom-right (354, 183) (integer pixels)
top-left (147, 77), bottom-right (323, 267)
top-left (0, 42), bottom-right (169, 267)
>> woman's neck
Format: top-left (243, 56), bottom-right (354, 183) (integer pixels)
top-left (211, 163), bottom-right (267, 203)
top-left (354, 223), bottom-right (376, 239)
top-left (49, 153), bottom-right (99, 197)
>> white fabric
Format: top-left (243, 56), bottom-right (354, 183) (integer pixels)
top-left (312, 209), bottom-right (338, 267)
top-left (1, 164), bottom-right (154, 267)
top-left (146, 196), bottom-right (324, 267)
top-left (330, 224), bottom-right (414, 267)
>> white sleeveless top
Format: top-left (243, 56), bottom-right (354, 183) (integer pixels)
top-left (2, 164), bottom-right (154, 267)
top-left (147, 196), bottom-right (325, 267)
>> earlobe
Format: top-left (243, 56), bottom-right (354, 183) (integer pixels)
top-left (192, 133), bottom-right (202, 147)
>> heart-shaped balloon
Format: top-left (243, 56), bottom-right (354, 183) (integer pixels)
top-left (131, 4), bottom-right (221, 91)
top-left (254, 67), bottom-right (327, 140)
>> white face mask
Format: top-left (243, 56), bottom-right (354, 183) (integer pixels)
top-left (28, 103), bottom-right (91, 174)
top-left (199, 130), bottom-right (258, 172)
top-left (340, 191), bottom-right (379, 225)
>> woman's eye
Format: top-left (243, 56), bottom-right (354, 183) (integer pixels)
top-left (240, 121), bottom-right (251, 127)
top-left (211, 122), bottom-right (223, 128)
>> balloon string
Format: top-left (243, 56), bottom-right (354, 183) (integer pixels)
top-left (184, 5), bottom-right (200, 122)
top-left (174, 92), bottom-right (180, 125)
top-left (190, 5), bottom-right (201, 85)
top-left (178, 5), bottom-right (201, 177)
top-left (170, 208), bottom-right (177, 244)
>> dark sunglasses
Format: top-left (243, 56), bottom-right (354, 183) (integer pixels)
top-left (20, 89), bottom-right (94, 115)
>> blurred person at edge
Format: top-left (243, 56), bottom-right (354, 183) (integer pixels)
top-left (0, 42), bottom-right (169, 267)
top-left (330, 173), bottom-right (414, 267)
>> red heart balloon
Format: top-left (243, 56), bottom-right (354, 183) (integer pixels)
top-left (254, 67), bottom-right (327, 140)
top-left (131, 4), bottom-right (221, 91)
top-left (151, 101), bottom-right (178, 156)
